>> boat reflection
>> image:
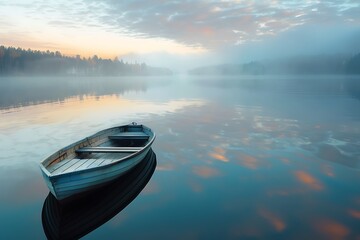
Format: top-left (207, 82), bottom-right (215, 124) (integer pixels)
top-left (41, 149), bottom-right (157, 240)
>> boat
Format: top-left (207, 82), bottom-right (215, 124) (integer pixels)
top-left (39, 123), bottom-right (155, 200)
top-left (42, 149), bottom-right (157, 240)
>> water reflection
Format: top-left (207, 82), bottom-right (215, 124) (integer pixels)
top-left (41, 149), bottom-right (156, 240)
top-left (143, 99), bottom-right (360, 239)
top-left (294, 170), bottom-right (323, 190)
top-left (153, 101), bottom-right (359, 170)
top-left (1, 76), bottom-right (360, 238)
top-left (314, 219), bottom-right (350, 240)
top-left (0, 76), bottom-right (170, 110)
top-left (191, 75), bottom-right (360, 101)
top-left (258, 208), bottom-right (286, 232)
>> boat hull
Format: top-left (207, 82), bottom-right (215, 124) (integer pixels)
top-left (40, 124), bottom-right (155, 200)
top-left (48, 146), bottom-right (151, 200)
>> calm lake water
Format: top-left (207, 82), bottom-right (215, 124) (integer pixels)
top-left (0, 75), bottom-right (360, 239)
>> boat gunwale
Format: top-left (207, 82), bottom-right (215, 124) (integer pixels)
top-left (39, 124), bottom-right (155, 179)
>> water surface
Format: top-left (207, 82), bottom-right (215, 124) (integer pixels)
top-left (0, 75), bottom-right (359, 239)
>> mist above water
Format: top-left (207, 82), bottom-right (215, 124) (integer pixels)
top-left (1, 75), bottom-right (360, 239)
top-left (120, 24), bottom-right (360, 73)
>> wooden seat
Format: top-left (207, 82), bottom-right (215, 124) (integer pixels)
top-left (76, 147), bottom-right (142, 154)
top-left (108, 132), bottom-right (149, 140)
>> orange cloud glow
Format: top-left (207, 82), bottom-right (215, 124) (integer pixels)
top-left (192, 166), bottom-right (220, 178)
top-left (242, 155), bottom-right (259, 169)
top-left (348, 209), bottom-right (360, 219)
top-left (236, 154), bottom-right (259, 169)
top-left (0, 95), bottom-right (204, 130)
top-left (315, 219), bottom-right (350, 240)
top-left (201, 27), bottom-right (215, 36)
top-left (1, 26), bottom-right (205, 59)
top-left (208, 147), bottom-right (229, 162)
top-left (294, 171), bottom-right (323, 190)
top-left (156, 163), bottom-right (175, 171)
top-left (258, 208), bottom-right (286, 232)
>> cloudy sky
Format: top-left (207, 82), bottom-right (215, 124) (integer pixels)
top-left (1, 0), bottom-right (359, 70)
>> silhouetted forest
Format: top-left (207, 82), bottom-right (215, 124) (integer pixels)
top-left (0, 46), bottom-right (172, 76)
top-left (189, 54), bottom-right (360, 75)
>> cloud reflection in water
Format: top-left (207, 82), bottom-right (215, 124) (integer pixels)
top-left (258, 208), bottom-right (286, 232)
top-left (294, 170), bottom-right (324, 190)
top-left (192, 166), bottom-right (221, 179)
top-left (314, 219), bottom-right (350, 240)
top-left (1, 76), bottom-right (360, 238)
top-left (208, 146), bottom-right (229, 162)
top-left (147, 98), bottom-right (360, 238)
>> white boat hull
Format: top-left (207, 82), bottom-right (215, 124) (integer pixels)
top-left (40, 124), bottom-right (155, 200)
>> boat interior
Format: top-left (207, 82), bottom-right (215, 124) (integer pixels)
top-left (44, 125), bottom-right (152, 176)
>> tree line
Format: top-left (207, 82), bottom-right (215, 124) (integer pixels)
top-left (0, 46), bottom-right (172, 76)
top-left (189, 53), bottom-right (360, 75)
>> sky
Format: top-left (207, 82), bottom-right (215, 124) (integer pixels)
top-left (0, 0), bottom-right (360, 71)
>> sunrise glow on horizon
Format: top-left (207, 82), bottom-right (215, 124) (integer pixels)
top-left (1, 0), bottom-right (359, 65)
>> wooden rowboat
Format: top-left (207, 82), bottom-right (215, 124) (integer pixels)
top-left (39, 123), bottom-right (155, 200)
top-left (42, 149), bottom-right (156, 239)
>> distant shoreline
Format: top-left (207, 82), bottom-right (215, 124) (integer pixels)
top-left (0, 45), bottom-right (173, 77)
top-left (188, 53), bottom-right (360, 76)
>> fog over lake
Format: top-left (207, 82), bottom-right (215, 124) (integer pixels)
top-left (0, 75), bottom-right (360, 239)
top-left (1, 0), bottom-right (360, 239)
